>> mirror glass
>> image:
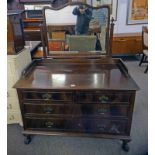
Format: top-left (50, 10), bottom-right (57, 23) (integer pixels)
top-left (44, 4), bottom-right (110, 56)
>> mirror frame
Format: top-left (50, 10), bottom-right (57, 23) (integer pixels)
top-left (41, 1), bottom-right (114, 58)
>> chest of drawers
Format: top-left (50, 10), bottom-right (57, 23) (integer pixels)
top-left (14, 58), bottom-right (139, 152)
top-left (19, 90), bottom-right (132, 133)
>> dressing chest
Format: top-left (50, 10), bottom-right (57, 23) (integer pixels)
top-left (14, 2), bottom-right (139, 152)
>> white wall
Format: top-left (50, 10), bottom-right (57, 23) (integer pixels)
top-left (45, 6), bottom-right (76, 25)
top-left (114, 0), bottom-right (148, 34)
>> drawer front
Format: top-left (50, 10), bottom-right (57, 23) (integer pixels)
top-left (90, 119), bottom-right (127, 134)
top-left (77, 92), bottom-right (131, 103)
top-left (25, 117), bottom-right (84, 132)
top-left (78, 104), bottom-right (129, 117)
top-left (24, 104), bottom-right (75, 115)
top-left (24, 103), bottom-right (129, 118)
top-left (24, 117), bottom-right (127, 135)
top-left (22, 91), bottom-right (73, 102)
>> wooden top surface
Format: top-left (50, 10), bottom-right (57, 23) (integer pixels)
top-left (14, 58), bottom-right (139, 91)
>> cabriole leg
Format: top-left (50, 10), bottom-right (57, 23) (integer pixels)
top-left (24, 134), bottom-right (32, 145)
top-left (121, 139), bottom-right (131, 152)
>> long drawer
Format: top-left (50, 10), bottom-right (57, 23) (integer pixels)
top-left (21, 91), bottom-right (131, 104)
top-left (21, 91), bottom-right (73, 102)
top-left (77, 92), bottom-right (131, 103)
top-left (24, 117), bottom-right (128, 135)
top-left (23, 103), bottom-right (129, 118)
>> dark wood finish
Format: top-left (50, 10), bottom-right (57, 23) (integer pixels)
top-left (24, 30), bottom-right (42, 41)
top-left (14, 58), bottom-right (139, 152)
top-left (14, 58), bottom-right (139, 90)
top-left (24, 103), bottom-right (129, 118)
top-left (112, 33), bottom-right (143, 55)
top-left (24, 116), bottom-right (127, 134)
top-left (13, 2), bottom-right (137, 151)
top-left (7, 11), bottom-right (25, 55)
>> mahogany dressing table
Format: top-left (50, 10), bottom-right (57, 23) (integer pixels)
top-left (14, 2), bottom-right (139, 152)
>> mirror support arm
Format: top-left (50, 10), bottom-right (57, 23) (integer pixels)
top-left (108, 17), bottom-right (115, 57)
top-left (40, 23), bottom-right (47, 58)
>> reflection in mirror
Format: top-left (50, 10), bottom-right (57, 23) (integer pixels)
top-left (43, 4), bottom-right (110, 56)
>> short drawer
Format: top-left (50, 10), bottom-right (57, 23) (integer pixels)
top-left (76, 104), bottom-right (129, 117)
top-left (22, 91), bottom-right (73, 102)
top-left (24, 117), bottom-right (128, 135)
top-left (90, 119), bottom-right (127, 134)
top-left (24, 103), bottom-right (75, 115)
top-left (77, 92), bottom-right (131, 103)
top-left (24, 103), bottom-right (129, 118)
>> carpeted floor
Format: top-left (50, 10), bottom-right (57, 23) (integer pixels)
top-left (7, 60), bottom-right (148, 155)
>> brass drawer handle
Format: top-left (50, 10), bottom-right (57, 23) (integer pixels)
top-left (45, 121), bottom-right (54, 128)
top-left (42, 93), bottom-right (52, 100)
top-left (44, 107), bottom-right (53, 114)
top-left (97, 124), bottom-right (106, 130)
top-left (97, 108), bottom-right (108, 114)
top-left (99, 95), bottom-right (109, 103)
top-left (109, 124), bottom-right (120, 134)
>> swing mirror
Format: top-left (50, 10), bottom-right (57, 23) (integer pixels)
top-left (42, 2), bottom-right (111, 57)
